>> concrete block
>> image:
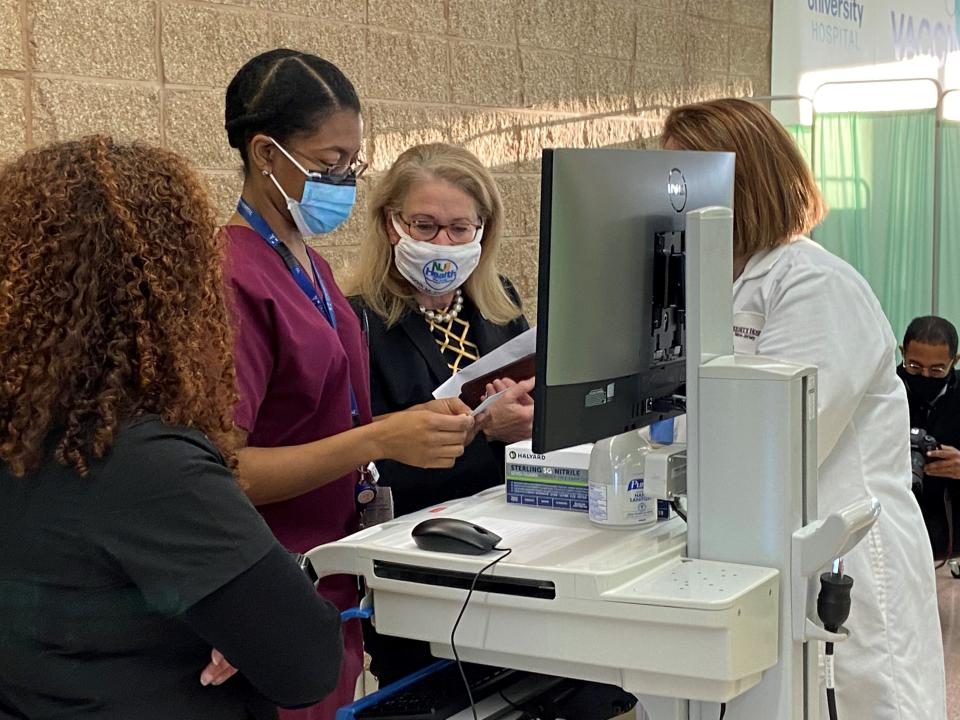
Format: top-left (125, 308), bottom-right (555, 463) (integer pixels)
top-left (496, 236), bottom-right (539, 305)
top-left (497, 175), bottom-right (540, 237)
top-left (585, 115), bottom-right (647, 149)
top-left (166, 89), bottom-right (236, 170)
top-left (369, 0), bottom-right (445, 34)
top-left (688, 0), bottom-right (730, 21)
top-left (32, 78), bottom-right (161, 145)
top-left (203, 170), bottom-right (243, 223)
top-left (366, 30), bottom-right (449, 104)
top-left (684, 71), bottom-right (742, 105)
top-left (634, 64), bottom-right (685, 109)
top-left (248, 0), bottom-right (364, 23)
top-left (449, 0), bottom-right (517, 42)
top-left (448, 110), bottom-right (519, 172)
top-left (272, 17), bottom-right (365, 92)
top-left (686, 16), bottom-right (730, 73)
top-left (636, 8), bottom-right (682, 66)
top-left (732, 0), bottom-right (772, 29)
top-left (162, 3), bottom-right (272, 87)
top-left (576, 56), bottom-right (632, 113)
top-left (452, 42), bottom-right (521, 107)
top-left (367, 102), bottom-right (449, 171)
top-left (30, 0), bottom-right (155, 80)
top-left (0, 77), bottom-right (25, 162)
top-left (520, 49), bottom-right (577, 109)
top-left (517, 0), bottom-right (583, 50)
top-left (581, 0), bottom-right (635, 59)
top-left (730, 26), bottom-right (769, 77)
top-left (311, 243), bottom-right (359, 285)
top-left (0, 0), bottom-right (23, 71)
top-left (517, 114), bottom-right (587, 172)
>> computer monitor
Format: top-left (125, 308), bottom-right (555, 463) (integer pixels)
top-left (532, 148), bottom-right (735, 453)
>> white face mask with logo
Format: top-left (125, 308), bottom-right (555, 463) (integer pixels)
top-left (392, 215), bottom-right (483, 296)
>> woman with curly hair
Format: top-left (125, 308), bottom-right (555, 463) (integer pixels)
top-left (0, 136), bottom-right (344, 719)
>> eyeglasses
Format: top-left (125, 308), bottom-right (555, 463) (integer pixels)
top-left (394, 212), bottom-right (482, 244)
top-left (284, 143), bottom-right (368, 184)
top-left (903, 361), bottom-right (952, 379)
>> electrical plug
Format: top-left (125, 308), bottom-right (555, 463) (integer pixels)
top-left (817, 570), bottom-right (853, 632)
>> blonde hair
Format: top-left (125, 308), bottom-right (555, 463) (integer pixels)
top-left (348, 143), bottom-right (522, 327)
top-left (662, 98), bottom-right (826, 259)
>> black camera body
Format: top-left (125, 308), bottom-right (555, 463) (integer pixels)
top-left (910, 427), bottom-right (940, 489)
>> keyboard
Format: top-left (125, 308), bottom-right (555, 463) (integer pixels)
top-left (354, 662), bottom-right (517, 720)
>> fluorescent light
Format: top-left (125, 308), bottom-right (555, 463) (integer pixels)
top-left (813, 78), bottom-right (940, 113)
top-left (801, 57), bottom-right (940, 114)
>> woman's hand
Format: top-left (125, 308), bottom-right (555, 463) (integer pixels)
top-left (482, 377), bottom-right (535, 444)
top-left (200, 649), bottom-right (238, 687)
top-left (421, 397), bottom-right (492, 444)
top-left (419, 397), bottom-right (472, 417)
top-left (376, 409), bottom-right (475, 468)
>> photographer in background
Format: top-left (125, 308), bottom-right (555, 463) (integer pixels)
top-left (898, 315), bottom-right (960, 561)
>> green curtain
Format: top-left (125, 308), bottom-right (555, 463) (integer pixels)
top-left (813, 110), bottom-right (937, 341)
top-left (786, 124), bottom-right (813, 168)
top-left (939, 120), bottom-right (960, 324)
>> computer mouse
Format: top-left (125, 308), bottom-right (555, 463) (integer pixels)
top-left (411, 518), bottom-right (502, 555)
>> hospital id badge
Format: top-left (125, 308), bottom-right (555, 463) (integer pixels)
top-left (362, 486), bottom-right (394, 528)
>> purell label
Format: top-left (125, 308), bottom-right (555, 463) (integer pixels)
top-left (589, 477), bottom-right (655, 526)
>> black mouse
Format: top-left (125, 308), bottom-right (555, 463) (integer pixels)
top-left (411, 518), bottom-right (502, 555)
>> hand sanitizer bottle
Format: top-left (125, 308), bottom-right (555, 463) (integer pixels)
top-left (588, 430), bottom-right (657, 528)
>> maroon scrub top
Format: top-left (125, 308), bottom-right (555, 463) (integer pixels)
top-left (224, 224), bottom-right (371, 718)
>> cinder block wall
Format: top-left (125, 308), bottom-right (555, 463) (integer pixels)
top-left (0, 0), bottom-right (771, 313)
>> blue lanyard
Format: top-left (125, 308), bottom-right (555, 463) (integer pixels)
top-left (236, 199), bottom-right (359, 421)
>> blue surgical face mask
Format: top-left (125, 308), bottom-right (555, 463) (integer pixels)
top-left (267, 138), bottom-right (356, 236)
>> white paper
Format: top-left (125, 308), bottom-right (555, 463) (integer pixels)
top-left (471, 389), bottom-right (506, 416)
top-left (432, 327), bottom-right (537, 399)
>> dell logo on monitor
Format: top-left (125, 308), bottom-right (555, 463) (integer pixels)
top-left (667, 168), bottom-right (687, 212)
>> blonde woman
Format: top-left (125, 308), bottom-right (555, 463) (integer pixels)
top-left (348, 143), bottom-right (531, 681)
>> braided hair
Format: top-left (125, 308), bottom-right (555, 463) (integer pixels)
top-left (225, 49), bottom-right (361, 171)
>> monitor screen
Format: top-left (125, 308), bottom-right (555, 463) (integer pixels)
top-left (532, 148), bottom-right (735, 453)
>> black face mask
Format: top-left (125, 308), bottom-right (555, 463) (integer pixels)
top-left (899, 365), bottom-right (950, 404)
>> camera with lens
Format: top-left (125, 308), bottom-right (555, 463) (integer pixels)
top-left (910, 427), bottom-right (940, 490)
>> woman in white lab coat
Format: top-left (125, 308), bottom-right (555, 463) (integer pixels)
top-left (662, 98), bottom-right (946, 720)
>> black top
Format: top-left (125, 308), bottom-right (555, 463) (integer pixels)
top-left (0, 416), bottom-right (342, 720)
top-left (350, 283), bottom-right (529, 516)
top-left (899, 367), bottom-right (960, 559)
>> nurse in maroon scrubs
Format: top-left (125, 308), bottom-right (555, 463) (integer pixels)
top-left (221, 49), bottom-right (476, 719)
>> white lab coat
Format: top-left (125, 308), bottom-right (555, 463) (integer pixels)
top-left (732, 237), bottom-right (946, 720)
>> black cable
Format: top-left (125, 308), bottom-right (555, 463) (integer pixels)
top-left (451, 547), bottom-right (513, 720)
top-left (671, 498), bottom-right (687, 523)
top-left (719, 702), bottom-right (726, 718)
top-left (825, 642), bottom-right (838, 720)
top-left (818, 568), bottom-right (852, 720)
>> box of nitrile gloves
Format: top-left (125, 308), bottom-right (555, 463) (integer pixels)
top-left (504, 440), bottom-right (673, 519)
top-left (504, 441), bottom-right (592, 512)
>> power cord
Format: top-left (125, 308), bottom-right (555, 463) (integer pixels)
top-left (817, 560), bottom-right (854, 720)
top-left (719, 702), bottom-right (726, 718)
top-left (451, 547), bottom-right (513, 720)
top-left (670, 498), bottom-right (687, 523)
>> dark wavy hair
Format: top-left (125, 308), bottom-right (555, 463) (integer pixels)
top-left (225, 48), bottom-right (361, 172)
top-left (0, 135), bottom-right (239, 477)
